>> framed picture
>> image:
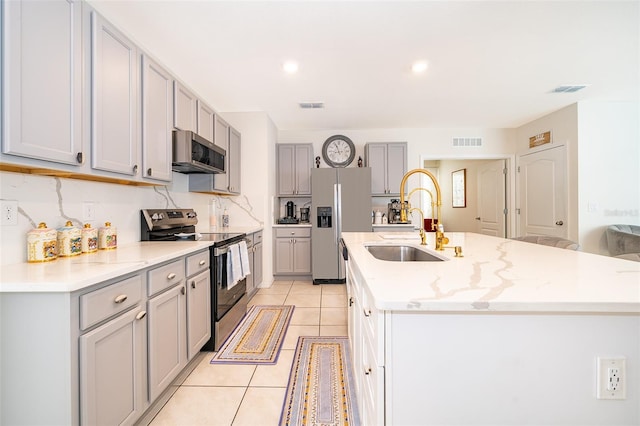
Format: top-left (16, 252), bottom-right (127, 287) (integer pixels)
top-left (452, 169), bottom-right (466, 208)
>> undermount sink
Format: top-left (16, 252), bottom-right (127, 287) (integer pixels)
top-left (365, 245), bottom-right (446, 262)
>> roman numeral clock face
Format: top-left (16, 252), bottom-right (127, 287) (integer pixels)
top-left (321, 135), bottom-right (356, 168)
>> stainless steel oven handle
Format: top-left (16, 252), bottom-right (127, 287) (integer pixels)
top-left (214, 246), bottom-right (231, 256)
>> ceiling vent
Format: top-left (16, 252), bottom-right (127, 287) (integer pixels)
top-left (453, 137), bottom-right (482, 147)
top-left (299, 102), bottom-right (324, 109)
top-left (552, 85), bottom-right (588, 93)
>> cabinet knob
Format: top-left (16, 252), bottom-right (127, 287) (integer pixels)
top-left (364, 367), bottom-right (372, 375)
top-left (191, 281), bottom-right (196, 289)
top-left (136, 311), bottom-right (147, 320)
top-left (363, 308), bottom-right (371, 317)
top-left (147, 168), bottom-right (152, 176)
top-left (199, 260), bottom-right (206, 266)
top-left (475, 217), bottom-right (481, 221)
top-left (349, 297), bottom-right (354, 307)
top-left (167, 272), bottom-right (177, 280)
top-left (133, 164), bottom-right (138, 174)
top-left (181, 286), bottom-right (186, 295)
top-left (76, 152), bottom-right (84, 164)
top-left (555, 220), bottom-right (564, 226)
top-left (291, 231), bottom-right (295, 235)
top-left (114, 294), bottom-right (128, 304)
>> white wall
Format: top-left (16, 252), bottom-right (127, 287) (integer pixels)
top-left (577, 101), bottom-right (640, 254)
top-left (224, 111), bottom-right (278, 285)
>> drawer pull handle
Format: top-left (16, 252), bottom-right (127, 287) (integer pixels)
top-left (167, 272), bottom-right (177, 280)
top-left (363, 308), bottom-right (371, 317)
top-left (364, 367), bottom-right (372, 375)
top-left (349, 297), bottom-right (354, 307)
top-left (114, 294), bottom-right (128, 304)
top-left (181, 286), bottom-right (186, 295)
top-left (199, 260), bottom-right (206, 266)
top-left (191, 281), bottom-right (196, 289)
top-left (136, 311), bottom-right (147, 320)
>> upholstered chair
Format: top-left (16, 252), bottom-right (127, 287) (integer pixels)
top-left (606, 224), bottom-right (640, 259)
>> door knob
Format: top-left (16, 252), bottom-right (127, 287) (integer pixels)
top-left (555, 220), bottom-right (564, 226)
top-left (475, 217), bottom-right (481, 221)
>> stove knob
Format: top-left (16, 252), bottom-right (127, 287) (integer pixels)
top-left (186, 211), bottom-right (197, 219)
top-left (151, 213), bottom-right (159, 220)
top-left (158, 213), bottom-right (165, 220)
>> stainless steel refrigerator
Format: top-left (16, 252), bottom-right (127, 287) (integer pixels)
top-left (312, 167), bottom-right (372, 284)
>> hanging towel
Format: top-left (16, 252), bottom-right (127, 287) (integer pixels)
top-left (239, 240), bottom-right (251, 278)
top-left (227, 243), bottom-right (243, 290)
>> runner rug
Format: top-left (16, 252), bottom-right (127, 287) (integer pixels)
top-left (210, 305), bottom-right (294, 364)
top-left (280, 336), bottom-right (360, 426)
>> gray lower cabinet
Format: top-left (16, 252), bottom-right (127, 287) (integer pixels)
top-left (186, 250), bottom-right (211, 360)
top-left (89, 10), bottom-right (140, 177)
top-left (147, 259), bottom-right (187, 402)
top-left (2, 0), bottom-right (84, 166)
top-left (274, 227), bottom-right (312, 275)
top-left (79, 304), bottom-right (147, 426)
top-left (246, 231), bottom-right (263, 297)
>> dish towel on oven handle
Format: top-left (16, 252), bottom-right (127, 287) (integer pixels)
top-left (227, 243), bottom-right (243, 289)
top-left (239, 240), bottom-right (251, 278)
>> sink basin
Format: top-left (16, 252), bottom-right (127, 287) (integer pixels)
top-left (365, 245), bottom-right (446, 262)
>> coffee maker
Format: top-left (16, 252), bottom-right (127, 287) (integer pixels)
top-left (278, 200), bottom-right (300, 224)
top-left (388, 199), bottom-right (403, 223)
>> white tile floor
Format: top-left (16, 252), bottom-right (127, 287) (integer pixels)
top-left (148, 280), bottom-right (348, 426)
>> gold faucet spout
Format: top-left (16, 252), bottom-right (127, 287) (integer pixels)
top-left (400, 168), bottom-right (446, 250)
top-left (408, 187), bottom-right (436, 230)
top-left (409, 207), bottom-right (427, 245)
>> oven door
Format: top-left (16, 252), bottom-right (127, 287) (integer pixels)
top-left (212, 245), bottom-right (247, 321)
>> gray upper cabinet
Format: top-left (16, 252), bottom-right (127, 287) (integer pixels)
top-left (228, 126), bottom-right (241, 194)
top-left (213, 115), bottom-right (230, 192)
top-left (173, 81), bottom-right (197, 131)
top-left (365, 142), bottom-right (407, 196)
top-left (90, 11), bottom-right (139, 176)
top-left (277, 144), bottom-right (313, 196)
top-left (141, 55), bottom-right (173, 182)
top-left (196, 100), bottom-right (215, 142)
top-left (2, 0), bottom-right (83, 165)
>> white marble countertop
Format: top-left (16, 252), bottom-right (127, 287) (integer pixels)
top-left (272, 223), bottom-right (312, 228)
top-left (341, 232), bottom-right (640, 314)
top-left (203, 226), bottom-right (263, 234)
top-left (0, 241), bottom-right (214, 293)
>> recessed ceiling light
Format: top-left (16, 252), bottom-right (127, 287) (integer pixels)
top-left (283, 61), bottom-right (299, 74)
top-left (412, 61), bottom-right (428, 74)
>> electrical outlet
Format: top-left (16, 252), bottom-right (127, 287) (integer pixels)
top-left (83, 202), bottom-right (96, 221)
top-left (1, 200), bottom-right (18, 226)
top-left (597, 357), bottom-right (626, 399)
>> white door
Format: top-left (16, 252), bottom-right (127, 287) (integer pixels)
top-left (517, 146), bottom-right (567, 237)
top-left (476, 159), bottom-right (507, 237)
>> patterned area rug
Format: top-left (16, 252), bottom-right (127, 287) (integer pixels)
top-left (211, 305), bottom-right (294, 364)
top-left (280, 336), bottom-right (360, 426)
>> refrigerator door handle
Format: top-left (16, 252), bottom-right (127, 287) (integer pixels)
top-left (333, 183), bottom-right (340, 244)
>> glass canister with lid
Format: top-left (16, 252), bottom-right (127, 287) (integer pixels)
top-left (27, 222), bottom-right (58, 262)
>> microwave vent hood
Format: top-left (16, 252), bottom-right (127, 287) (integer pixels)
top-left (172, 130), bottom-right (226, 174)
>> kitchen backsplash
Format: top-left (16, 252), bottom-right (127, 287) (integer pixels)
top-left (0, 171), bottom-right (261, 266)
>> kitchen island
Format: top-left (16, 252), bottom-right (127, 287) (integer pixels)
top-left (341, 231), bottom-right (640, 425)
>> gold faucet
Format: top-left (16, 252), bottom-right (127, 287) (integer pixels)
top-left (409, 207), bottom-right (426, 245)
top-left (407, 187), bottom-right (436, 231)
top-left (400, 169), bottom-right (449, 250)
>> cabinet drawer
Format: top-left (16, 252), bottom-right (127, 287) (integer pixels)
top-left (362, 331), bottom-right (384, 425)
top-left (148, 259), bottom-right (185, 297)
top-left (275, 227), bottom-right (310, 238)
top-left (80, 275), bottom-right (143, 330)
top-left (252, 231), bottom-right (263, 244)
top-left (360, 284), bottom-right (384, 364)
top-left (186, 250), bottom-right (209, 277)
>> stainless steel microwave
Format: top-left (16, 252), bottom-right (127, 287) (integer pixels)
top-left (172, 130), bottom-right (226, 174)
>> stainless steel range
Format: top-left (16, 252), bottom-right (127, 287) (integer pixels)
top-left (141, 208), bottom-right (248, 351)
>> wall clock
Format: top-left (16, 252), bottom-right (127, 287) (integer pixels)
top-left (321, 135), bottom-right (356, 168)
